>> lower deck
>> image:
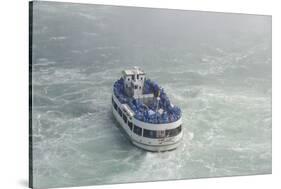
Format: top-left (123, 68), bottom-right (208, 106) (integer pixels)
top-left (112, 95), bottom-right (183, 151)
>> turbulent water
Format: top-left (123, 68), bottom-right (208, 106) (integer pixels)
top-left (31, 2), bottom-right (272, 188)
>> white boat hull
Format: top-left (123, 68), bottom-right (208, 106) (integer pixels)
top-left (131, 139), bottom-right (182, 152)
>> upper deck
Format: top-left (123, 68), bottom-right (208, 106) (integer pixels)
top-left (113, 75), bottom-right (181, 124)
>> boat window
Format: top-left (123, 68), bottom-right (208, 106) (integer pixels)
top-left (133, 125), bottom-right (142, 136)
top-left (156, 130), bottom-right (165, 138)
top-left (139, 86), bottom-right (141, 90)
top-left (127, 77), bottom-right (130, 81)
top-left (134, 85), bottom-right (138, 89)
top-left (113, 102), bottom-right (117, 110)
top-left (137, 74), bottom-right (139, 79)
top-left (166, 125), bottom-right (182, 137)
top-left (132, 75), bottom-right (135, 81)
top-left (143, 129), bottom-right (165, 138)
top-left (123, 114), bottom-right (127, 123)
top-left (143, 129), bottom-right (156, 138)
top-left (118, 108), bottom-right (122, 117)
top-left (128, 121), bottom-right (132, 130)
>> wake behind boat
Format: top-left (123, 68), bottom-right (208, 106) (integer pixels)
top-left (112, 67), bottom-right (183, 151)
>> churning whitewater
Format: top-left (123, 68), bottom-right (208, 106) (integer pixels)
top-left (31, 2), bottom-right (272, 188)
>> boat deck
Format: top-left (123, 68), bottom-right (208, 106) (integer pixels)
top-left (113, 78), bottom-right (181, 124)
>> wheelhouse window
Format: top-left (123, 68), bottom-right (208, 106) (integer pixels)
top-left (128, 121), bottom-right (132, 130)
top-left (133, 125), bottom-right (142, 136)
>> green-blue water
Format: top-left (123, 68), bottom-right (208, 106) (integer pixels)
top-left (31, 2), bottom-right (271, 188)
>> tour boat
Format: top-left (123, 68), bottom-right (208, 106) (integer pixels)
top-left (112, 67), bottom-right (183, 151)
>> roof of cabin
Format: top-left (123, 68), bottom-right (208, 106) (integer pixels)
top-left (122, 67), bottom-right (145, 76)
